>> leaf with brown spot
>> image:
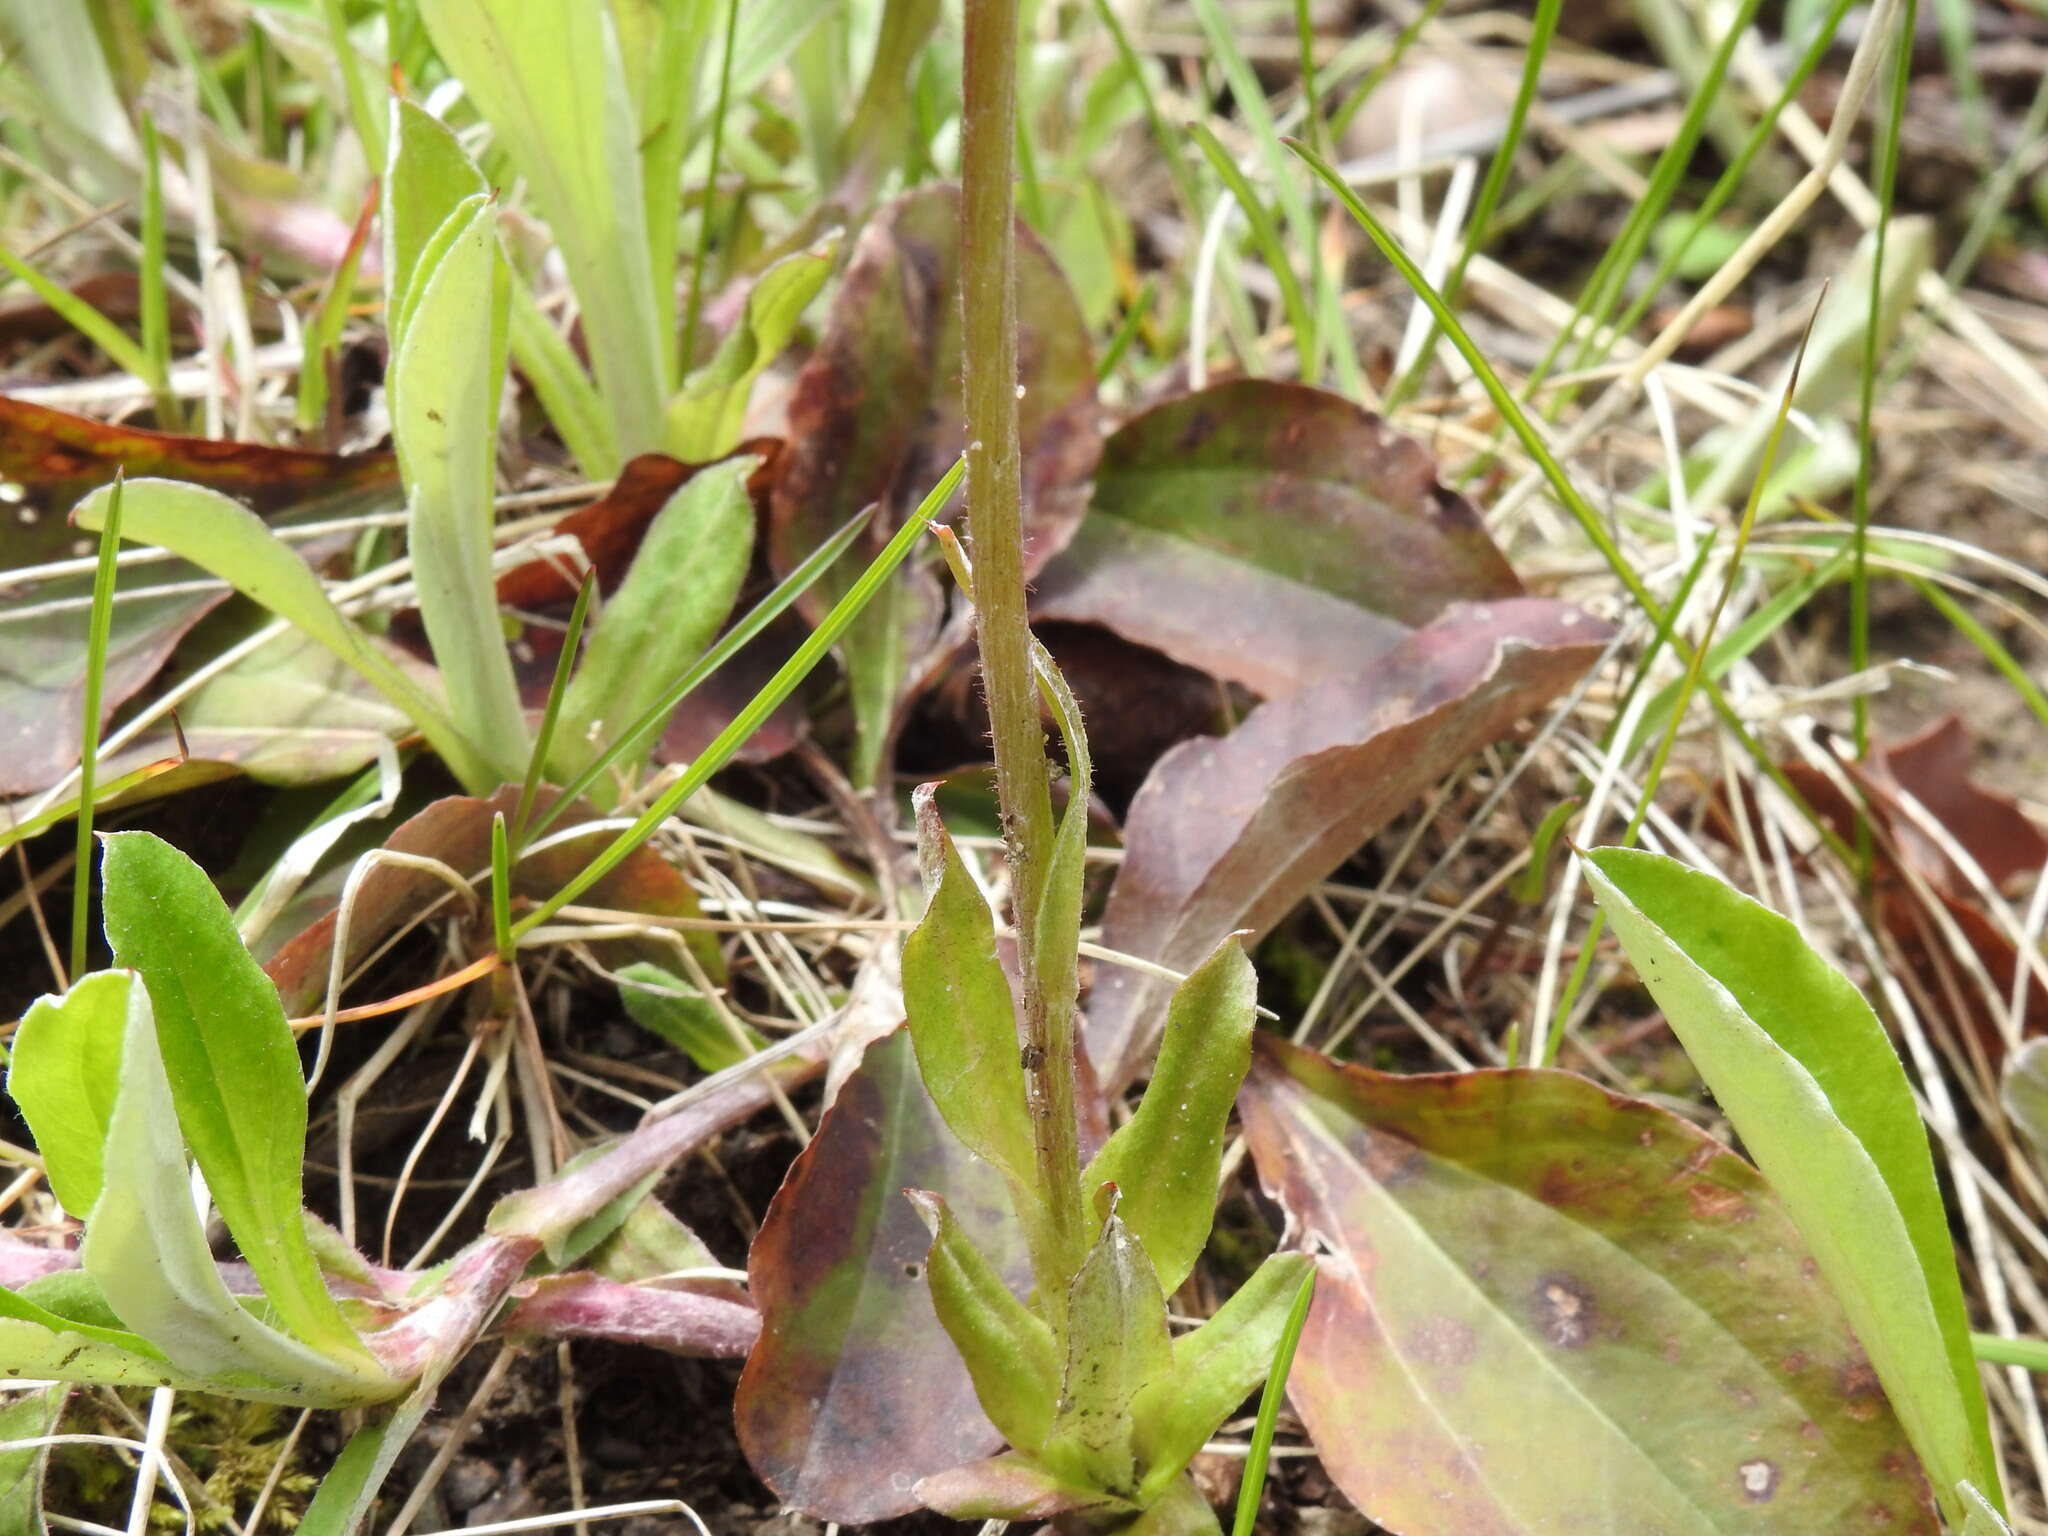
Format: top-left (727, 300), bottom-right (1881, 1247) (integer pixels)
top-left (1085, 597), bottom-right (1609, 1094)
top-left (767, 182), bottom-right (1097, 783)
top-left (735, 1029), bottom-right (1029, 1524)
top-left (1031, 381), bottom-right (1522, 698)
top-left (261, 786), bottom-right (720, 1014)
top-left (0, 395), bottom-right (398, 796)
top-left (1240, 1034), bottom-right (1939, 1534)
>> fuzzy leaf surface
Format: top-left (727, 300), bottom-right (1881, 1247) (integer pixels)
top-left (552, 456), bottom-right (753, 779)
top-left (389, 194), bottom-right (527, 786)
top-left (1043, 1214), bottom-right (1172, 1499)
top-left (902, 794), bottom-right (1034, 1188)
top-left (907, 1189), bottom-right (1060, 1453)
top-left (1083, 938), bottom-right (1254, 1295)
top-left (80, 952), bottom-right (389, 1402)
top-left (1239, 1033), bottom-right (1938, 1533)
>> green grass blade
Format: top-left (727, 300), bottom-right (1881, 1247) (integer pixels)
top-left (681, 0), bottom-right (743, 379)
top-left (528, 498), bottom-right (877, 840)
top-left (1229, 1264), bottom-right (1316, 1536)
top-left (296, 186), bottom-right (378, 438)
top-left (511, 569), bottom-right (595, 850)
top-left (1387, 0), bottom-right (1561, 408)
top-left (513, 458), bottom-right (960, 937)
top-left (137, 113), bottom-right (175, 427)
top-left (70, 473), bottom-right (123, 983)
top-left (319, 0), bottom-right (387, 173)
top-left (0, 245), bottom-right (154, 383)
top-left (1187, 122), bottom-right (1316, 379)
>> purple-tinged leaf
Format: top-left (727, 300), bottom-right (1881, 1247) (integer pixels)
top-left (735, 1029), bottom-right (1029, 1524)
top-left (1087, 597), bottom-right (1608, 1093)
top-left (1239, 1033), bottom-right (1939, 1534)
top-left (1032, 380), bottom-right (1521, 698)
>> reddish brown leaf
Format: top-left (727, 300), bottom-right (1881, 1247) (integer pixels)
top-left (494, 443), bottom-right (782, 611)
top-left (1031, 381), bottom-right (1522, 698)
top-left (262, 786), bottom-right (720, 1014)
top-left (1740, 721), bottom-right (2048, 1060)
top-left (765, 182), bottom-right (1097, 779)
top-left (0, 394), bottom-right (395, 532)
top-left (0, 396), bottom-right (398, 795)
top-left (1086, 597), bottom-right (1609, 1093)
top-left (768, 182), bottom-right (1097, 592)
top-left (1860, 716), bottom-right (2048, 897)
top-left (1241, 1034), bottom-right (1938, 1534)
top-left (735, 1028), bottom-right (1029, 1524)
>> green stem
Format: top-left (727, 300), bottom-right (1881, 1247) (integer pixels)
top-left (959, 0), bottom-right (1085, 1305)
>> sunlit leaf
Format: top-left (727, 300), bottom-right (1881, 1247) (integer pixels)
top-left (7, 971), bottom-right (132, 1218)
top-left (665, 239), bottom-right (836, 461)
top-left (79, 945), bottom-right (391, 1402)
top-left (1240, 1032), bottom-right (1939, 1533)
top-left (0, 1382), bottom-right (61, 1534)
top-left (99, 832), bottom-right (383, 1377)
top-left (419, 0), bottom-right (669, 455)
top-left (381, 99), bottom-right (486, 362)
top-left (1584, 847), bottom-right (1999, 1527)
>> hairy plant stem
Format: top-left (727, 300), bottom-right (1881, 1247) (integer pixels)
top-left (959, 0), bottom-right (1087, 1312)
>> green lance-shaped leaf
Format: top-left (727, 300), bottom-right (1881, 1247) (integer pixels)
top-left (907, 1189), bottom-right (1061, 1454)
top-left (390, 194), bottom-right (529, 787)
top-left (1583, 846), bottom-right (2000, 1527)
top-left (665, 238), bottom-right (837, 461)
top-left (1959, 1481), bottom-right (2013, 1535)
top-left (1042, 1211), bottom-right (1174, 1499)
top-left (902, 788), bottom-right (1035, 1190)
top-left (614, 962), bottom-right (763, 1075)
top-left (70, 479), bottom-right (497, 794)
top-left (8, 970), bottom-right (131, 1218)
top-left (551, 456), bottom-right (755, 782)
top-left (418, 0), bottom-right (669, 456)
top-left (99, 832), bottom-right (383, 1378)
top-left (1083, 938), bottom-right (1256, 1295)
top-left (382, 99), bottom-right (486, 361)
top-left (1129, 1251), bottom-right (1314, 1504)
top-left (80, 948), bottom-right (391, 1402)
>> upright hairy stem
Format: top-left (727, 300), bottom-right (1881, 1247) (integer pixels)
top-left (959, 0), bottom-right (1087, 1300)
